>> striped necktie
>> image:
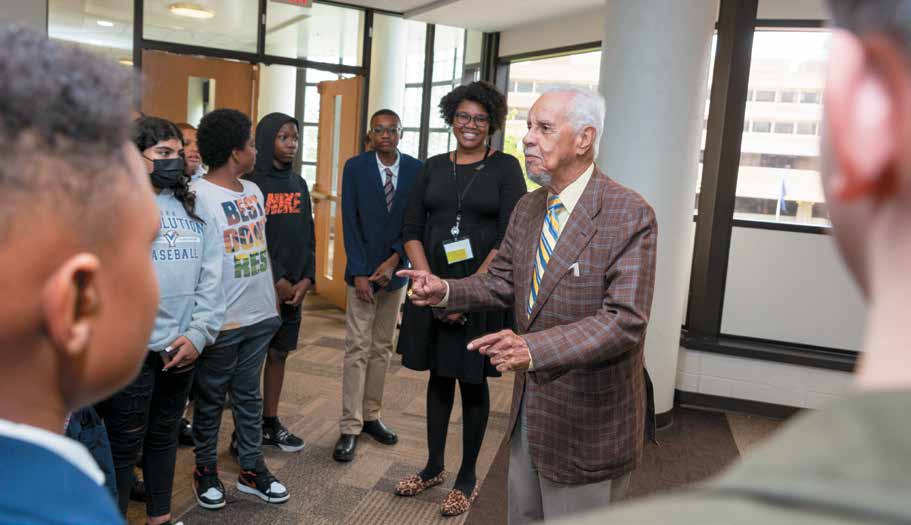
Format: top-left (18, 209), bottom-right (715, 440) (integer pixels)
top-left (383, 167), bottom-right (395, 211)
top-left (527, 195), bottom-right (564, 316)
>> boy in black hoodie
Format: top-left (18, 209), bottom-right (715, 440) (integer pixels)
top-left (249, 113), bottom-right (316, 452)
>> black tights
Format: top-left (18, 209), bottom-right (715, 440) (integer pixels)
top-left (419, 372), bottom-right (490, 495)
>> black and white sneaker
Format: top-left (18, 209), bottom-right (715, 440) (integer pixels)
top-left (237, 460), bottom-right (290, 504)
top-left (193, 465), bottom-right (226, 510)
top-left (263, 419), bottom-right (305, 453)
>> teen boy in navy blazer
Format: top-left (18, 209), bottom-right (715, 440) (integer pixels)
top-left (334, 110), bottom-right (422, 462)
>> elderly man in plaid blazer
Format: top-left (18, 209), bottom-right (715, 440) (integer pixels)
top-left (400, 86), bottom-right (657, 523)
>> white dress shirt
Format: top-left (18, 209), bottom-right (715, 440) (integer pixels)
top-left (547, 162), bottom-right (594, 229)
top-left (376, 151), bottom-right (401, 190)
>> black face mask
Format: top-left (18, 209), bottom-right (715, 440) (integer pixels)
top-left (147, 157), bottom-right (185, 189)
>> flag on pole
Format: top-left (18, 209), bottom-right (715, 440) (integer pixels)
top-left (775, 175), bottom-right (788, 220)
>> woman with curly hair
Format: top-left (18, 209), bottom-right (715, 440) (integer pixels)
top-left (395, 81), bottom-right (526, 515)
top-left (96, 116), bottom-right (225, 524)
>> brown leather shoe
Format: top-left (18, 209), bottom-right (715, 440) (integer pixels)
top-left (440, 483), bottom-right (479, 517)
top-left (394, 472), bottom-right (445, 497)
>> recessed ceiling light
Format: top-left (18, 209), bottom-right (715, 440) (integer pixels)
top-left (118, 58), bottom-right (134, 66)
top-left (96, 20), bottom-right (114, 27)
top-left (169, 3), bottom-right (215, 19)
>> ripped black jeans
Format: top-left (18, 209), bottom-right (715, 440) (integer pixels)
top-left (97, 351), bottom-right (195, 518)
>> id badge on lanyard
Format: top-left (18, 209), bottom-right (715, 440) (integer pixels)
top-left (444, 147), bottom-right (488, 265)
top-left (443, 235), bottom-right (474, 265)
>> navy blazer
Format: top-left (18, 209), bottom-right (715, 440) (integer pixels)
top-left (342, 150), bottom-right (422, 291)
top-left (0, 435), bottom-right (123, 524)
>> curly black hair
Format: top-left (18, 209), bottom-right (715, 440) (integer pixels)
top-left (197, 108), bottom-right (251, 170)
top-left (438, 81), bottom-right (507, 134)
top-left (132, 116), bottom-right (202, 223)
top-left (0, 25), bottom-right (137, 242)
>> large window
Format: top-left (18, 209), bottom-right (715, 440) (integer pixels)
top-left (257, 63), bottom-right (352, 190)
top-left (48, 0), bottom-right (134, 66)
top-left (696, 34), bottom-right (718, 214)
top-left (298, 69), bottom-right (349, 187)
top-left (425, 25), bottom-right (466, 158)
top-left (143, 1), bottom-right (259, 53)
top-left (265, 2), bottom-right (364, 66)
top-left (736, 30), bottom-right (830, 226)
top-left (384, 17), bottom-right (428, 159)
top-left (504, 50), bottom-right (601, 188)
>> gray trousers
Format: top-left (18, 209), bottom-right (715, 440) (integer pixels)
top-left (508, 404), bottom-right (630, 524)
top-left (192, 316), bottom-right (280, 470)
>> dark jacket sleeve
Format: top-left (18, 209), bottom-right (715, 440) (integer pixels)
top-left (402, 159), bottom-right (429, 244)
top-left (300, 179), bottom-right (317, 283)
top-left (496, 154), bottom-right (528, 248)
top-left (341, 157), bottom-right (371, 276)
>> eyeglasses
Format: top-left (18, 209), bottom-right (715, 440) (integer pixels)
top-left (454, 112), bottom-right (491, 128)
top-left (370, 126), bottom-right (402, 136)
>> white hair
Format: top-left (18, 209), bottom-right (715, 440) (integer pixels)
top-left (543, 85), bottom-right (606, 157)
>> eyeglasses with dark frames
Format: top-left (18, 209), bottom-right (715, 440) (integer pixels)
top-left (370, 126), bottom-right (403, 136)
top-left (454, 112), bottom-right (491, 128)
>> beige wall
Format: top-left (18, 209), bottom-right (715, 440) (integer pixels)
top-left (499, 8), bottom-right (602, 57)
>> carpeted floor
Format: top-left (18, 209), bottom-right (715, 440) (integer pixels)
top-left (125, 295), bottom-right (783, 525)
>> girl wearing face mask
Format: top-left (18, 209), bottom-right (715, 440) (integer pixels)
top-left (96, 116), bottom-right (225, 525)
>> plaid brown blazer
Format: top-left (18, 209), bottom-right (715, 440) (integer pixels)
top-left (447, 166), bottom-right (657, 484)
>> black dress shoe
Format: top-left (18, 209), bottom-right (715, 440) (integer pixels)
top-left (333, 434), bottom-right (357, 462)
top-left (362, 419), bottom-right (398, 445)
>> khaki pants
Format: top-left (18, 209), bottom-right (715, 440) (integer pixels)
top-left (340, 285), bottom-right (405, 434)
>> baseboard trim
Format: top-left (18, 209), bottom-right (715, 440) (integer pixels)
top-left (680, 331), bottom-right (858, 372)
top-left (675, 390), bottom-right (801, 420)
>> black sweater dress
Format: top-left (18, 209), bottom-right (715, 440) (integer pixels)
top-left (396, 150), bottom-right (526, 384)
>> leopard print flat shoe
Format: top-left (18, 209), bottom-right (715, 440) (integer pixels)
top-left (440, 483), bottom-right (479, 517)
top-left (394, 472), bottom-right (446, 497)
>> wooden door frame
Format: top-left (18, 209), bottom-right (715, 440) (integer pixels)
top-left (312, 76), bottom-right (364, 311)
top-left (140, 50), bottom-right (258, 124)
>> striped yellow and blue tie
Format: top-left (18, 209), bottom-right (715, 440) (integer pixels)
top-left (527, 195), bottom-right (564, 316)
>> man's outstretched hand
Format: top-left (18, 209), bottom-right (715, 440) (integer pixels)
top-left (397, 269), bottom-right (447, 306)
top-left (467, 329), bottom-right (532, 372)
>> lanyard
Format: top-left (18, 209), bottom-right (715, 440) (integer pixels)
top-left (450, 146), bottom-right (490, 239)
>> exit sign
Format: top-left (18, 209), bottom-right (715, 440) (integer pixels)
top-left (271, 0), bottom-right (313, 6)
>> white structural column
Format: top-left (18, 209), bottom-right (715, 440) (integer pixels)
top-left (367, 14), bottom-right (407, 121)
top-left (596, 0), bottom-right (718, 414)
top-left (0, 1), bottom-right (47, 33)
top-left (258, 27), bottom-right (299, 119)
top-left (258, 64), bottom-right (298, 119)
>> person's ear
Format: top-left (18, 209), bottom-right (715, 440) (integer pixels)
top-left (41, 253), bottom-right (102, 359)
top-left (825, 30), bottom-right (909, 201)
top-left (575, 126), bottom-right (597, 156)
